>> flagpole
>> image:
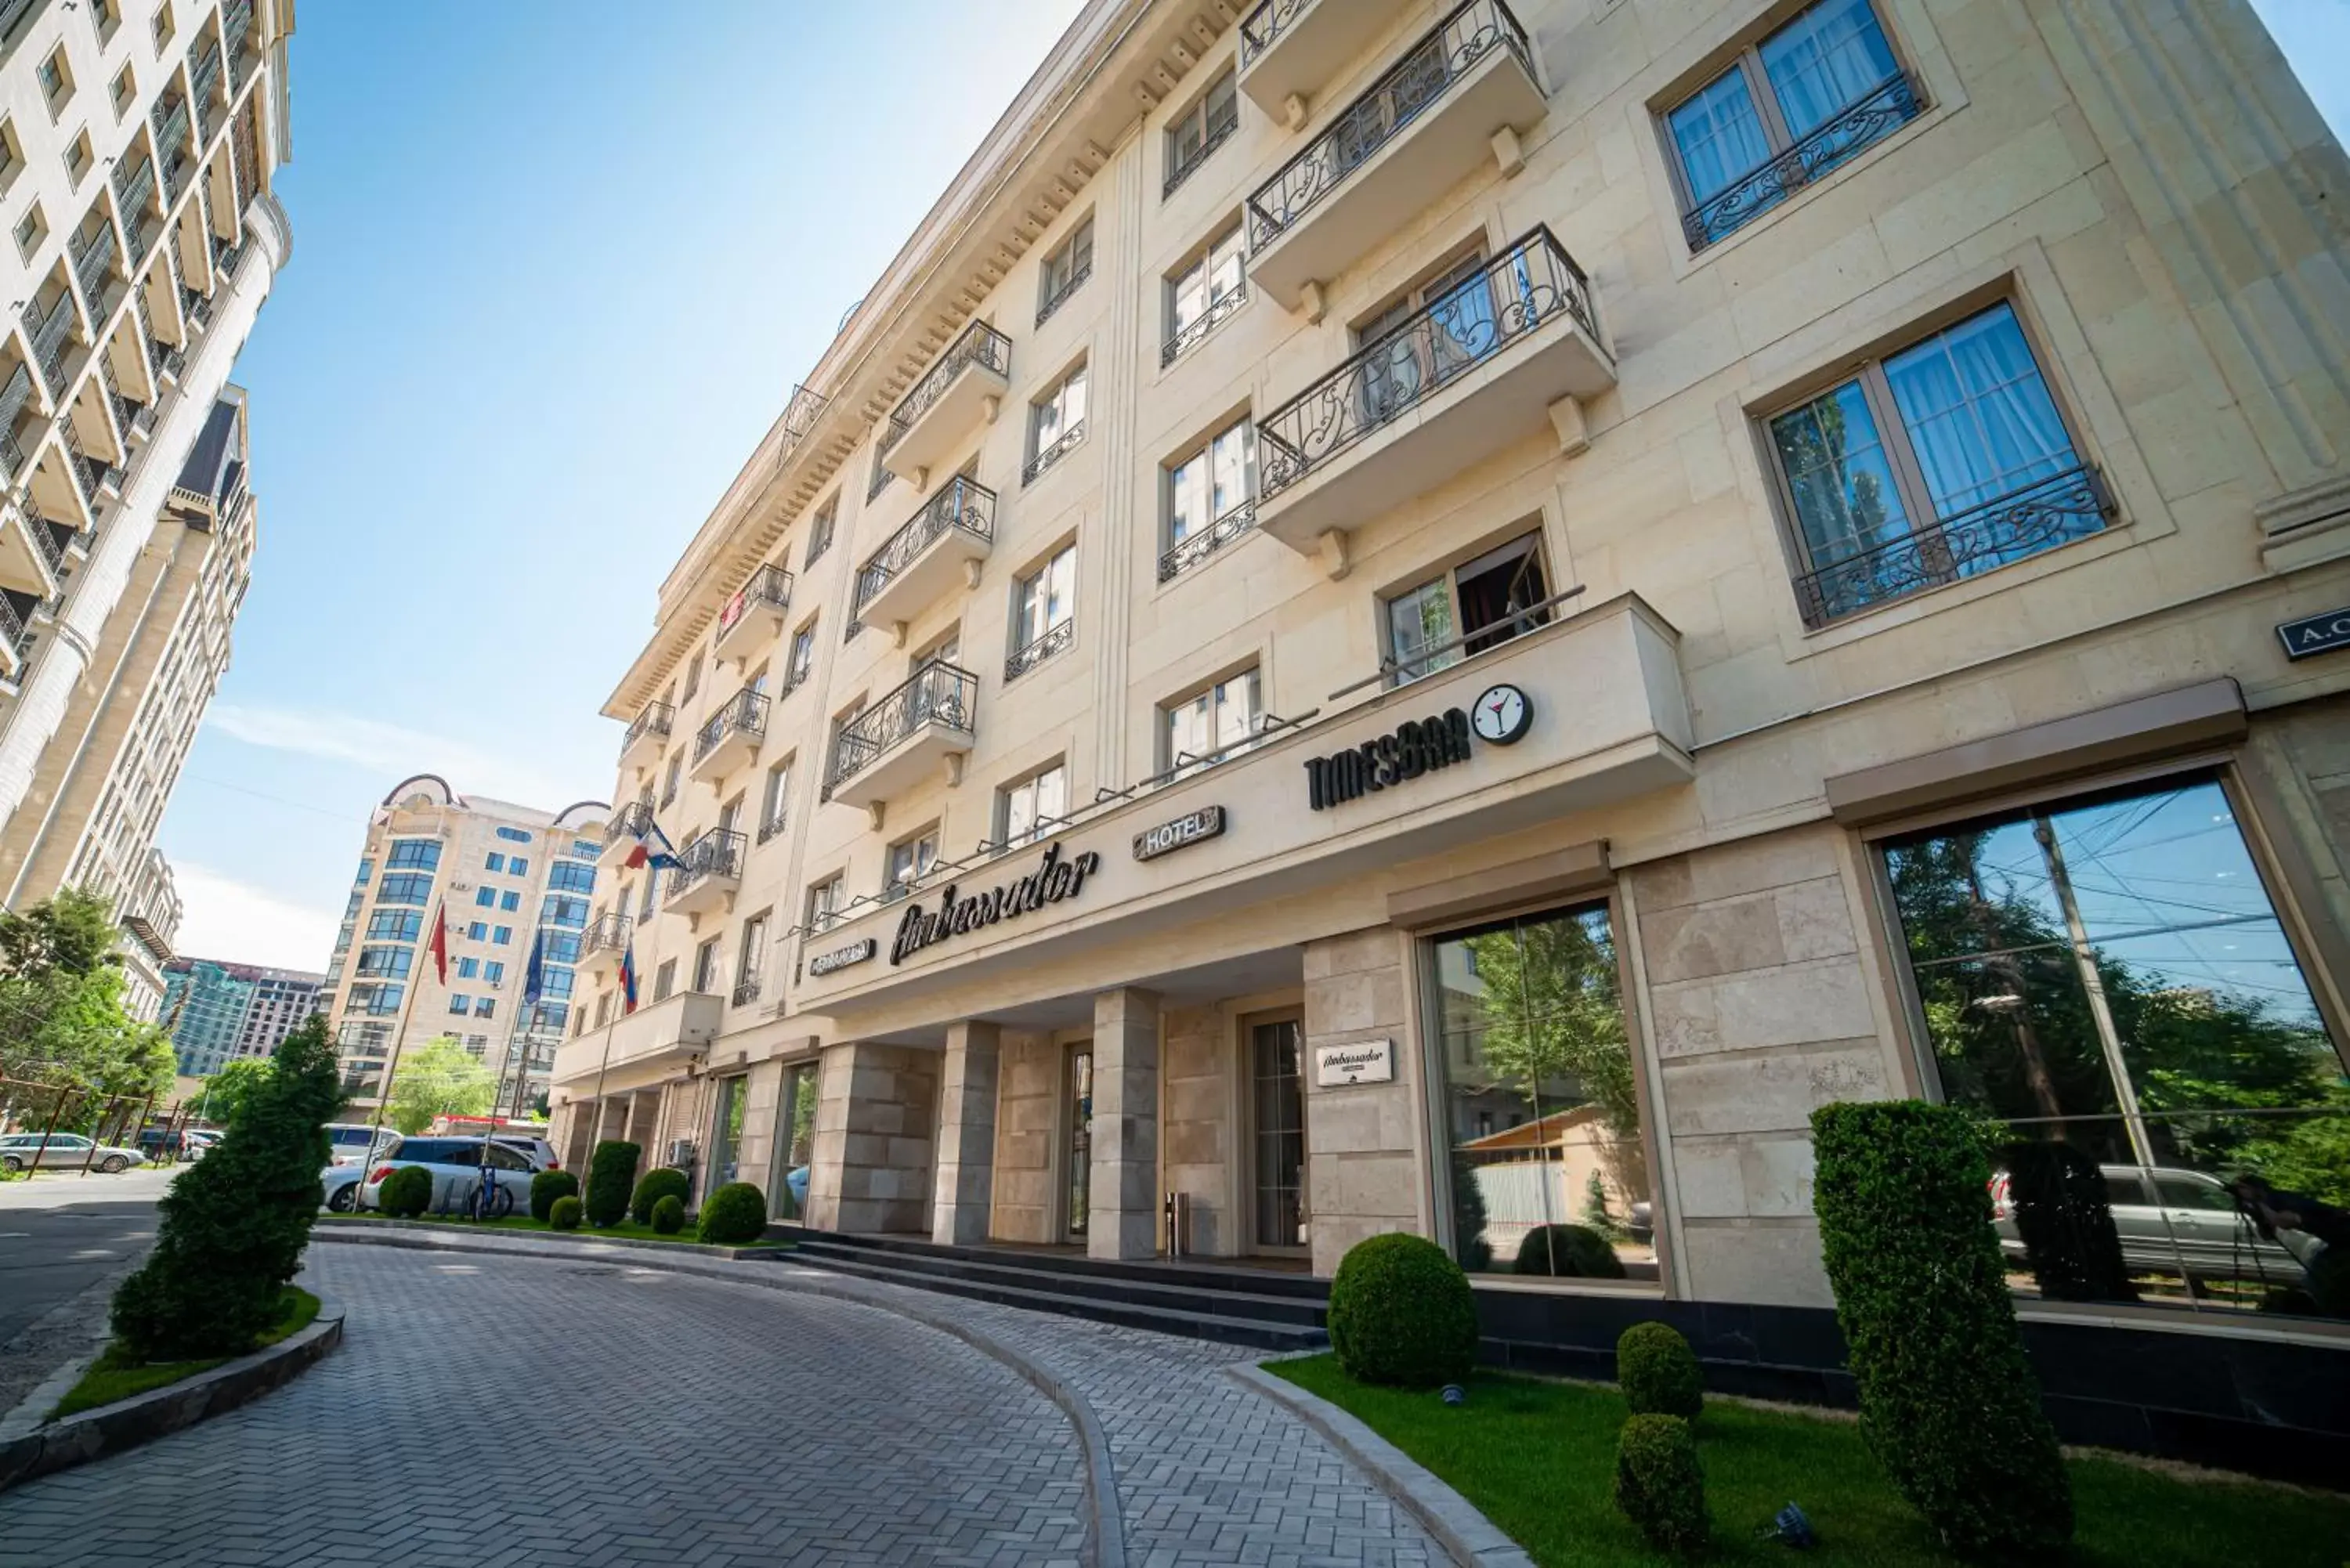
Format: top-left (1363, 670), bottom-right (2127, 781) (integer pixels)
top-left (352, 900), bottom-right (441, 1191)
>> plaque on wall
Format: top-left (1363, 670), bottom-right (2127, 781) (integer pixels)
top-left (2278, 606), bottom-right (2350, 661)
top-left (808, 937), bottom-right (877, 977)
top-left (1314, 1039), bottom-right (1396, 1088)
top-left (1134, 804), bottom-right (1226, 861)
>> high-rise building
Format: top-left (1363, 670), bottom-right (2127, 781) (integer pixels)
top-left (0, 0), bottom-right (291, 1007)
top-left (554, 0), bottom-right (2350, 1360)
top-left (160, 952), bottom-right (320, 1076)
top-left (320, 776), bottom-right (608, 1116)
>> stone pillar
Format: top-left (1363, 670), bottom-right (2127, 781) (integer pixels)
top-left (1089, 987), bottom-right (1160, 1261)
top-left (1303, 929), bottom-right (1419, 1277)
top-left (931, 1021), bottom-right (1001, 1245)
top-left (810, 1040), bottom-right (938, 1234)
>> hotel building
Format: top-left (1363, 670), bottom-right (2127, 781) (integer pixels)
top-left (555, 0), bottom-right (2350, 1349)
top-left (160, 952), bottom-right (322, 1077)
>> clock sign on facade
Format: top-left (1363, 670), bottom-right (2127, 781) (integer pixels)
top-left (1471, 684), bottom-right (1532, 745)
top-left (1303, 685), bottom-right (1535, 811)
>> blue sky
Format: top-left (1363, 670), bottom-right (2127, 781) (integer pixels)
top-left (158, 2), bottom-right (2349, 970)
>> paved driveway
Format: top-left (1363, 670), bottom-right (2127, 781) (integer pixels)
top-left (0, 1165), bottom-right (175, 1343)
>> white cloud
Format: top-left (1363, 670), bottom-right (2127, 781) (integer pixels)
top-left (205, 701), bottom-right (580, 810)
top-left (171, 862), bottom-right (342, 973)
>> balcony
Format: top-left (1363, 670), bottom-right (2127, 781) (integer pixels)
top-left (619, 700), bottom-right (673, 770)
top-left (114, 157), bottom-right (157, 266)
top-left (0, 495), bottom-right (60, 598)
top-left (1256, 227), bottom-right (1611, 551)
top-left (878, 320), bottom-right (1010, 482)
top-left (689, 686), bottom-right (769, 781)
top-left (551, 989), bottom-right (722, 1088)
top-left (823, 659), bottom-right (978, 813)
top-left (0, 592), bottom-right (28, 684)
top-left (23, 297), bottom-right (75, 400)
top-left (1238, 0), bottom-right (1419, 121)
top-left (152, 96), bottom-right (193, 202)
top-left (71, 224), bottom-right (117, 316)
top-left (851, 476), bottom-right (995, 634)
top-left (598, 801), bottom-right (653, 867)
top-left (1246, 0), bottom-right (1543, 313)
top-left (663, 828), bottom-right (745, 919)
top-left (580, 912), bottom-right (631, 980)
top-left (713, 562), bottom-right (791, 665)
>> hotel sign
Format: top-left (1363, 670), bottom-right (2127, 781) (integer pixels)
top-left (891, 840), bottom-right (1101, 965)
top-left (807, 938), bottom-right (876, 977)
top-left (1134, 804), bottom-right (1226, 862)
top-left (1315, 1039), bottom-right (1396, 1088)
top-left (2277, 606), bottom-right (2350, 661)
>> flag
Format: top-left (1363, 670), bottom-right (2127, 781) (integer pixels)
top-left (621, 811), bottom-right (684, 873)
top-left (427, 902), bottom-right (449, 985)
top-left (619, 943), bottom-right (639, 1015)
top-left (522, 929), bottom-right (546, 1009)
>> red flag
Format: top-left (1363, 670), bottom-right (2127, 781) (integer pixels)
top-left (427, 901), bottom-right (449, 985)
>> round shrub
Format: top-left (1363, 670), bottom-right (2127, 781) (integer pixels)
top-left (1327, 1232), bottom-right (1477, 1388)
top-left (630, 1166), bottom-right (692, 1226)
top-left (1614, 1413), bottom-right (1708, 1556)
top-left (548, 1195), bottom-right (582, 1231)
top-left (650, 1194), bottom-right (685, 1234)
top-left (529, 1169), bottom-right (579, 1223)
top-left (1813, 1100), bottom-right (2072, 1557)
top-left (584, 1140), bottom-right (641, 1228)
top-left (696, 1182), bottom-right (768, 1245)
top-left (1617, 1322), bottom-right (1703, 1419)
top-left (1513, 1223), bottom-right (1625, 1279)
top-left (377, 1165), bottom-right (433, 1219)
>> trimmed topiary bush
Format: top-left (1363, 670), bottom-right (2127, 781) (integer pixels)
top-left (530, 1169), bottom-right (579, 1223)
top-left (1614, 1413), bottom-right (1708, 1556)
top-left (1513, 1223), bottom-right (1625, 1278)
top-left (650, 1194), bottom-right (685, 1234)
top-left (378, 1164), bottom-right (433, 1218)
top-left (1618, 1321), bottom-right (1703, 1419)
top-left (549, 1195), bottom-right (582, 1231)
top-left (584, 1140), bottom-right (641, 1228)
top-left (696, 1181), bottom-right (768, 1245)
top-left (1813, 1100), bottom-right (2072, 1558)
top-left (1327, 1232), bottom-right (1478, 1388)
top-left (630, 1166), bottom-right (692, 1226)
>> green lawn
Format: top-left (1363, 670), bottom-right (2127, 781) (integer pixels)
top-left (52, 1288), bottom-right (321, 1420)
top-left (320, 1210), bottom-right (787, 1248)
top-left (1268, 1356), bottom-right (2350, 1567)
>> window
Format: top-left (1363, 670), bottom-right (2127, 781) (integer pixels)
top-left (692, 937), bottom-right (721, 994)
top-left (364, 909), bottom-right (418, 942)
top-left (1000, 764), bottom-right (1068, 849)
top-left (662, 753), bottom-right (682, 807)
top-left (484, 852), bottom-right (505, 873)
top-left (1767, 302), bottom-right (2099, 627)
top-left (376, 873), bottom-right (432, 907)
top-left (150, 5), bottom-right (172, 51)
top-left (63, 128), bottom-right (91, 185)
top-left (1165, 416), bottom-right (1256, 571)
top-left (39, 50), bottom-right (73, 111)
top-left (543, 895), bottom-right (589, 929)
top-left (357, 858), bottom-right (376, 886)
top-left (475, 887), bottom-right (497, 909)
top-left (1164, 222), bottom-right (1246, 364)
top-left (355, 946), bottom-right (411, 979)
top-left (1162, 667), bottom-right (1262, 776)
top-left (546, 934), bottom-right (581, 965)
top-left (500, 890), bottom-right (520, 912)
top-left (495, 826), bottom-right (532, 843)
top-left (456, 956), bottom-right (479, 980)
top-left (1384, 532), bottom-right (1552, 685)
top-left (475, 997), bottom-right (495, 1019)
top-left (595, 992), bottom-right (612, 1028)
top-left (448, 994), bottom-right (471, 1014)
top-left (736, 913), bottom-right (767, 999)
top-left (548, 862), bottom-right (595, 895)
top-left (492, 926), bottom-right (512, 945)
top-left (1432, 902), bottom-right (1649, 1278)
top-left (804, 497), bottom-right (837, 566)
top-left (484, 961), bottom-right (505, 985)
top-left (759, 761), bottom-right (790, 842)
top-left (653, 958), bottom-right (679, 1001)
top-left (783, 621), bottom-right (819, 696)
top-left (1164, 69), bottom-right (1238, 196)
top-left (1026, 363), bottom-right (1087, 483)
top-left (542, 967), bottom-right (573, 999)
top-left (107, 64), bottom-right (132, 118)
top-left (1036, 216), bottom-right (1094, 325)
top-left (466, 920), bottom-right (488, 941)
top-left (682, 652), bottom-right (703, 702)
top-left (1665, 0), bottom-right (1918, 248)
top-left (1879, 775), bottom-right (2347, 1321)
top-left (92, 0), bottom-right (120, 36)
top-left (884, 829), bottom-right (940, 901)
top-left (13, 204), bottom-right (43, 258)
top-left (806, 874), bottom-right (844, 934)
top-left (348, 982), bottom-right (403, 1017)
top-left (569, 839), bottom-right (599, 860)
top-left (510, 856), bottom-right (529, 876)
top-left (389, 839), bottom-right (441, 871)
top-left (1008, 545), bottom-right (1076, 677)
top-left (638, 876), bottom-right (656, 920)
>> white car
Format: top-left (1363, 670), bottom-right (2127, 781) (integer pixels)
top-left (320, 1161), bottom-right (368, 1212)
top-left (324, 1122), bottom-right (400, 1168)
top-left (0, 1132), bottom-right (146, 1174)
top-left (357, 1136), bottom-right (539, 1217)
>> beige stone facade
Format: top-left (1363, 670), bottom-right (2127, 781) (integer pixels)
top-left (555, 0), bottom-right (2350, 1321)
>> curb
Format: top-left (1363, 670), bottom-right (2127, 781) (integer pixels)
top-left (312, 1216), bottom-right (785, 1261)
top-left (0, 1289), bottom-right (346, 1497)
top-left (315, 1236), bottom-right (1127, 1568)
top-left (1225, 1362), bottom-right (1535, 1568)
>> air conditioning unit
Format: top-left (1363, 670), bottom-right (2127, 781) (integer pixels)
top-left (667, 1138), bottom-right (696, 1170)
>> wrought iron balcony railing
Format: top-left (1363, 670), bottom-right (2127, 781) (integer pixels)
top-left (1238, 0), bottom-right (1308, 65)
top-left (1258, 226), bottom-right (1596, 500)
top-left (1683, 74), bottom-right (1924, 251)
top-left (824, 659), bottom-right (978, 797)
top-left (153, 98), bottom-right (192, 200)
top-left (1246, 0), bottom-right (1531, 250)
top-left (756, 807), bottom-right (787, 846)
top-left (0, 591), bottom-right (27, 663)
top-left (666, 829), bottom-right (746, 901)
top-left (692, 686), bottom-right (770, 765)
top-left (1163, 91), bottom-right (1239, 198)
top-left (882, 320), bottom-right (1010, 457)
top-left (1036, 256), bottom-right (1091, 327)
top-left (1162, 280), bottom-right (1248, 367)
top-left (23, 298), bottom-right (73, 399)
top-left (1159, 500), bottom-right (1258, 583)
top-left (71, 224), bottom-right (116, 313)
top-left (223, 0), bottom-right (254, 61)
top-left (1790, 464), bottom-right (2113, 629)
top-left (0, 0), bottom-right (35, 44)
top-left (192, 43), bottom-right (223, 109)
top-left (0, 430), bottom-right (24, 486)
top-left (99, 363), bottom-right (136, 443)
top-left (602, 800), bottom-right (653, 849)
top-left (1023, 421), bottom-right (1085, 486)
top-left (718, 562), bottom-right (791, 634)
top-left (581, 911), bottom-right (631, 955)
top-left (26, 508), bottom-right (64, 576)
top-left (622, 699), bottom-right (674, 756)
top-left (730, 974), bottom-right (761, 1008)
top-left (1004, 618), bottom-right (1073, 682)
top-left (852, 475), bottom-right (995, 615)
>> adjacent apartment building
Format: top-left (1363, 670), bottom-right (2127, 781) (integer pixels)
top-left (0, 0), bottom-right (292, 1015)
top-left (555, 0), bottom-right (2350, 1342)
top-left (320, 776), bottom-right (607, 1116)
top-left (160, 952), bottom-right (322, 1077)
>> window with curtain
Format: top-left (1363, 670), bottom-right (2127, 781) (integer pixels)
top-left (1167, 417), bottom-right (1256, 548)
top-left (1013, 545), bottom-right (1076, 659)
top-left (1666, 0), bottom-right (1914, 247)
top-left (1383, 533), bottom-right (1551, 684)
top-left (1768, 301), bottom-right (2099, 626)
top-left (1165, 222), bottom-right (1246, 363)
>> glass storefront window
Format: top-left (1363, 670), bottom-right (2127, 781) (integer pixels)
top-left (1883, 774), bottom-right (2349, 1320)
top-left (771, 1062), bottom-right (819, 1220)
top-left (1431, 903), bottom-right (1656, 1281)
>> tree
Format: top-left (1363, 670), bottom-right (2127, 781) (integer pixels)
top-left (197, 1057), bottom-right (276, 1126)
top-left (0, 887), bottom-right (121, 981)
top-left (386, 1034), bottom-right (495, 1133)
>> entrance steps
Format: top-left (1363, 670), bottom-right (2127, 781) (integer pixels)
top-left (771, 1229), bottom-right (1329, 1351)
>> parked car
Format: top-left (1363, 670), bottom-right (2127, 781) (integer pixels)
top-left (184, 1129), bottom-right (222, 1155)
top-left (320, 1161), bottom-right (367, 1212)
top-left (1990, 1162), bottom-right (2301, 1285)
top-left (0, 1133), bottom-right (146, 1173)
top-left (489, 1134), bottom-right (560, 1170)
top-left (357, 1136), bottom-right (538, 1216)
top-left (324, 1122), bottom-right (400, 1167)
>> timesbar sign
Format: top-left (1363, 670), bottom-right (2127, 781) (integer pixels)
top-left (1303, 684), bottom-right (1532, 811)
top-left (891, 841), bottom-right (1101, 965)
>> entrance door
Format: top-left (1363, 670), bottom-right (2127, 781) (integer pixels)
top-left (1251, 1020), bottom-right (1306, 1252)
top-left (1064, 1042), bottom-right (1094, 1242)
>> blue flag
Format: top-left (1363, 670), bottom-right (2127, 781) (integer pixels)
top-left (522, 928), bottom-right (546, 1009)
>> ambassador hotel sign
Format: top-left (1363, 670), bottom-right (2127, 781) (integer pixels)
top-left (891, 840), bottom-right (1101, 965)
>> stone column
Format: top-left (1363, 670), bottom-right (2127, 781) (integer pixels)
top-left (931, 1021), bottom-right (1002, 1245)
top-left (1089, 987), bottom-right (1160, 1261)
top-left (812, 1041), bottom-right (938, 1234)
